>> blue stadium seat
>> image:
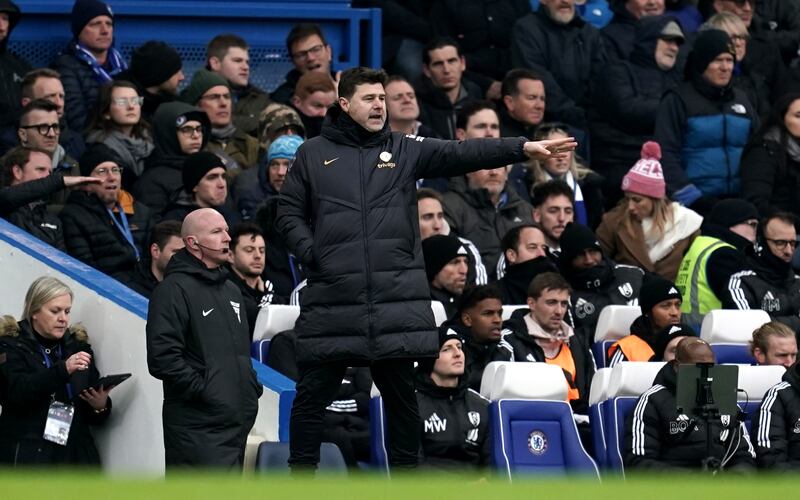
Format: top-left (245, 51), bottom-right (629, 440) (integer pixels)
top-left (255, 441), bottom-right (347, 474)
top-left (592, 305), bottom-right (641, 368)
top-left (736, 364), bottom-right (785, 433)
top-left (711, 344), bottom-right (756, 364)
top-left (251, 339), bottom-right (271, 364)
top-left (588, 367), bottom-right (612, 467)
top-left (700, 310), bottom-right (770, 365)
top-left (368, 395), bottom-right (390, 473)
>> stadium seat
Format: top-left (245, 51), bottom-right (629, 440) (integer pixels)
top-left (700, 310), bottom-right (769, 364)
top-left (592, 305), bottom-right (641, 368)
top-left (251, 339), bottom-right (271, 364)
top-left (588, 368), bottom-right (612, 467)
top-left (253, 305), bottom-right (300, 341)
top-left (431, 301), bottom-right (448, 326)
top-left (736, 364), bottom-right (786, 432)
top-left (368, 395), bottom-right (390, 472)
top-left (502, 305), bottom-right (529, 320)
top-left (255, 441), bottom-right (347, 474)
top-left (484, 362), bottom-right (569, 401)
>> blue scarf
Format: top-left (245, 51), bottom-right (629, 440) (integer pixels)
top-left (71, 41), bottom-right (127, 84)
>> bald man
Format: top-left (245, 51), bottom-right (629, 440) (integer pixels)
top-left (146, 208), bottom-right (262, 469)
top-left (625, 338), bottom-right (756, 472)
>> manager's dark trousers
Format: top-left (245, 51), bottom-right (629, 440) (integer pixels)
top-left (288, 359), bottom-right (419, 469)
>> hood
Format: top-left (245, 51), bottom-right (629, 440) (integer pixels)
top-left (560, 256), bottom-right (615, 291)
top-left (320, 103), bottom-right (390, 148)
top-left (150, 101), bottom-right (210, 166)
top-left (701, 221), bottom-right (753, 254)
top-left (414, 364), bottom-right (468, 399)
top-left (0, 316), bottom-right (88, 344)
top-left (164, 247), bottom-right (230, 284)
top-left (0, 0), bottom-right (21, 52)
top-left (652, 361), bottom-right (678, 392)
top-left (630, 15), bottom-right (682, 68)
top-left (629, 314), bottom-right (657, 348)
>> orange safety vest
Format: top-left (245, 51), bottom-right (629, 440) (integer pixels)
top-left (607, 335), bottom-right (655, 363)
top-left (545, 344), bottom-right (580, 402)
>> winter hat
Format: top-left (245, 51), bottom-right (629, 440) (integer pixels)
top-left (653, 323), bottom-right (697, 361)
top-left (259, 103), bottom-right (306, 144)
top-left (558, 222), bottom-right (602, 266)
top-left (639, 274), bottom-right (682, 316)
top-left (180, 69), bottom-right (229, 106)
top-left (417, 324), bottom-right (466, 374)
top-left (182, 152), bottom-right (225, 193)
top-left (267, 135), bottom-right (304, 164)
top-left (659, 20), bottom-right (685, 43)
top-left (707, 199), bottom-right (758, 229)
top-left (71, 0), bottom-right (113, 38)
top-left (79, 142), bottom-right (121, 176)
top-left (129, 41), bottom-right (183, 88)
top-left (423, 234), bottom-right (469, 282)
top-left (689, 29), bottom-right (735, 75)
top-left (621, 141), bottom-right (666, 199)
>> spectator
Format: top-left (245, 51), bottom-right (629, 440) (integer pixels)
top-left (511, 0), bottom-right (606, 128)
top-left (0, 0), bottom-right (30, 127)
top-left (385, 75), bottom-right (438, 137)
top-left (133, 102), bottom-right (209, 215)
top-left (603, 0), bottom-right (666, 60)
top-left (625, 337), bottom-right (756, 471)
top-left (235, 134), bottom-right (303, 221)
top-left (290, 71), bottom-right (336, 139)
top-left (0, 276), bottom-right (114, 466)
top-left (676, 199), bottom-right (759, 328)
top-left (415, 326), bottom-right (490, 470)
top-left (52, 0), bottom-right (127, 131)
top-left (161, 151), bottom-right (238, 225)
top-left (498, 69), bottom-right (546, 139)
top-left (452, 285), bottom-right (513, 392)
top-left (590, 15), bottom-right (683, 202)
top-left (272, 23), bottom-right (335, 105)
top-left (653, 321), bottom-right (696, 362)
top-left (18, 99), bottom-right (78, 175)
top-left (254, 197), bottom-right (304, 304)
top-left (60, 143), bottom-right (151, 281)
top-left (501, 272), bottom-right (594, 414)
top-left (559, 222), bottom-right (645, 345)
top-left (85, 80), bottom-right (154, 191)
top-left (416, 37), bottom-right (482, 140)
top-left (740, 92), bottom-right (800, 219)
top-left (146, 208), bottom-right (262, 468)
top-left (256, 102), bottom-right (305, 153)
top-left (532, 180), bottom-right (575, 253)
top-left (0, 146), bottom-right (99, 249)
top-left (750, 321), bottom-right (798, 369)
top-left (725, 213), bottom-right (800, 330)
top-left (207, 34), bottom-right (271, 138)
top-left (181, 69), bottom-right (259, 173)
top-left (424, 234), bottom-right (470, 318)
top-left (496, 223), bottom-right (558, 305)
top-left (116, 40), bottom-right (184, 124)
top-left (655, 29), bottom-right (757, 210)
top-left (128, 220), bottom-right (183, 298)
top-left (596, 141), bottom-right (702, 280)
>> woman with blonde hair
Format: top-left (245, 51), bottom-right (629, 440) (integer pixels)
top-left (0, 276), bottom-right (114, 465)
top-left (596, 141), bottom-right (702, 280)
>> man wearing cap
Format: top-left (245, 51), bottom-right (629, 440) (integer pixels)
top-left (52, 0), bottom-right (127, 131)
top-left (603, 0), bottom-right (666, 61)
top-left (0, 0), bottom-right (31, 127)
top-left (558, 222), bottom-right (645, 346)
top-left (181, 69), bottom-right (260, 174)
top-left (424, 234), bottom-right (470, 319)
top-left (60, 143), bottom-right (151, 281)
top-left (115, 40), bottom-right (184, 124)
top-left (415, 325), bottom-right (490, 470)
top-left (257, 102), bottom-right (305, 154)
top-left (234, 134), bottom-right (303, 220)
top-left (655, 29), bottom-right (757, 211)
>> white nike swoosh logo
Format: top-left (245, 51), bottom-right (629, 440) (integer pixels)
top-left (324, 157), bottom-right (339, 166)
top-left (202, 309), bottom-right (214, 317)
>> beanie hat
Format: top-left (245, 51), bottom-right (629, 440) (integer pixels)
top-left (653, 323), bottom-right (697, 362)
top-left (707, 199), bottom-right (758, 229)
top-left (558, 222), bottom-right (602, 266)
top-left (417, 324), bottom-right (467, 374)
top-left (71, 0), bottom-right (113, 38)
top-left (129, 41), bottom-right (183, 89)
top-left (639, 274), bottom-right (682, 316)
top-left (182, 152), bottom-right (226, 193)
top-left (259, 103), bottom-right (306, 146)
top-left (267, 135), bottom-right (304, 164)
top-left (689, 29), bottom-right (735, 75)
top-left (621, 141), bottom-right (666, 199)
top-left (79, 142), bottom-right (121, 176)
top-left (180, 69), bottom-right (229, 106)
top-left (423, 234), bottom-right (469, 282)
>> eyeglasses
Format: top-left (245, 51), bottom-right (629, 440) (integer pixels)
top-left (20, 123), bottom-right (60, 135)
top-left (177, 125), bottom-right (203, 137)
top-left (200, 92), bottom-right (232, 103)
top-left (93, 166), bottom-right (123, 176)
top-left (291, 44), bottom-right (325, 61)
top-left (112, 97), bottom-right (144, 107)
top-left (765, 238), bottom-right (798, 250)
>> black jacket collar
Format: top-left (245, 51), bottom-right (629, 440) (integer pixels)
top-left (320, 104), bottom-right (390, 148)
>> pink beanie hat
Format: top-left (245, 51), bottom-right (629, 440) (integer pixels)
top-left (621, 141), bottom-right (665, 199)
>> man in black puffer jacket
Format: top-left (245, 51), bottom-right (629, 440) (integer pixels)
top-left (0, 0), bottom-right (30, 127)
top-left (276, 66), bottom-right (576, 470)
top-left (752, 358), bottom-right (800, 470)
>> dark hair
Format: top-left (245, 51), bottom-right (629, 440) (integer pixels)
top-left (745, 92), bottom-right (800, 177)
top-left (86, 80), bottom-right (150, 138)
top-left (423, 37), bottom-right (462, 65)
top-left (501, 223), bottom-right (544, 253)
top-left (21, 68), bottom-right (61, 100)
top-left (386, 74), bottom-right (411, 87)
top-left (149, 220), bottom-right (182, 250)
top-left (531, 180), bottom-right (575, 208)
top-left (19, 99), bottom-right (59, 124)
top-left (416, 187), bottom-right (444, 203)
top-left (527, 271), bottom-right (571, 299)
top-left (501, 68), bottom-right (543, 98)
top-left (457, 284), bottom-right (503, 315)
top-left (229, 222), bottom-right (264, 251)
top-left (0, 146), bottom-right (51, 187)
top-left (763, 211), bottom-right (797, 231)
top-left (207, 33), bottom-right (249, 62)
top-left (286, 23), bottom-right (328, 54)
top-left (456, 100), bottom-right (497, 130)
top-left (338, 67), bottom-right (388, 100)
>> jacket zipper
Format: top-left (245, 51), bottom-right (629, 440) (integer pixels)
top-left (358, 148), bottom-right (374, 349)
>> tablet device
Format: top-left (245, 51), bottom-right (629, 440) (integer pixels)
top-left (92, 373), bottom-right (132, 390)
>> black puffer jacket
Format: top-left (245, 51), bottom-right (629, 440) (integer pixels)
top-left (415, 75), bottom-right (483, 140)
top-left (51, 44), bottom-right (106, 132)
top-left (740, 134), bottom-right (800, 220)
top-left (276, 104), bottom-right (527, 365)
top-left (752, 362), bottom-right (800, 470)
top-left (146, 249), bottom-right (262, 467)
top-left (601, 1), bottom-right (639, 61)
top-left (625, 362), bottom-right (756, 471)
top-left (0, 173), bottom-right (67, 250)
top-left (496, 255), bottom-right (558, 306)
top-left (0, 320), bottom-right (110, 466)
top-left (255, 197), bottom-right (305, 302)
top-left (0, 0), bottom-right (30, 127)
